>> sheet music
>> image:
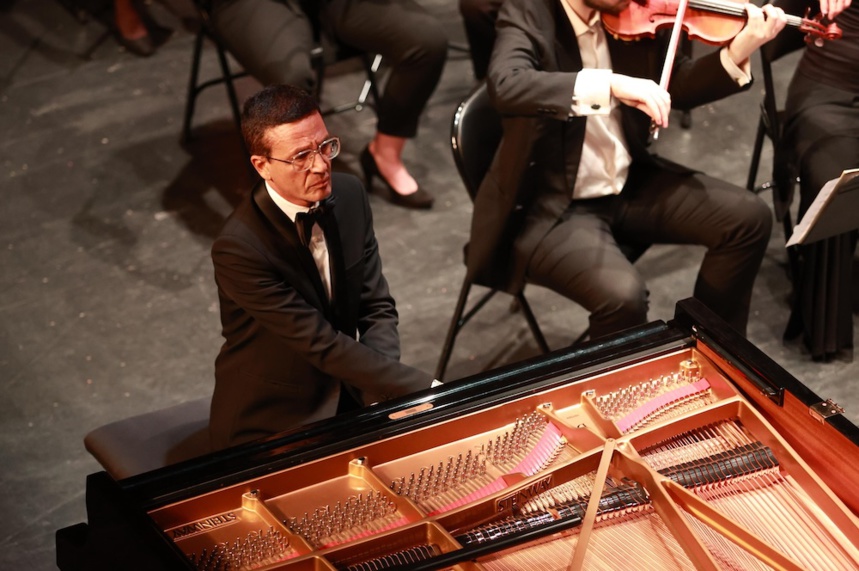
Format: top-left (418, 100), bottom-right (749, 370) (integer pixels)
top-left (786, 168), bottom-right (859, 247)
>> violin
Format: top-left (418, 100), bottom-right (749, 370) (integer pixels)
top-left (601, 0), bottom-right (843, 45)
top-left (602, 0), bottom-right (841, 138)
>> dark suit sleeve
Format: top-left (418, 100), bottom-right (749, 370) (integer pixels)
top-left (212, 230), bottom-right (431, 401)
top-left (354, 186), bottom-right (402, 360)
top-left (488, 0), bottom-right (579, 121)
top-left (666, 45), bottom-right (750, 111)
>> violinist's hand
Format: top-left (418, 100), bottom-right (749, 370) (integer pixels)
top-left (727, 4), bottom-right (788, 66)
top-left (610, 74), bottom-right (672, 128)
top-left (820, 0), bottom-right (850, 20)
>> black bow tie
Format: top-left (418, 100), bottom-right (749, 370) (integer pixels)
top-left (295, 196), bottom-right (335, 247)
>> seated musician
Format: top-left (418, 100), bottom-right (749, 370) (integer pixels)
top-left (782, 0), bottom-right (857, 360)
top-left (210, 85), bottom-right (434, 450)
top-left (467, 0), bottom-right (787, 340)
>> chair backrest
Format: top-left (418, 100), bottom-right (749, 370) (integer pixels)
top-left (450, 82), bottom-right (650, 262)
top-left (450, 82), bottom-right (503, 202)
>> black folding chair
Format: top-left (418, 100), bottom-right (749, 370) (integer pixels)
top-left (434, 83), bottom-right (550, 381)
top-left (745, 26), bottom-right (807, 283)
top-left (435, 83), bottom-right (651, 380)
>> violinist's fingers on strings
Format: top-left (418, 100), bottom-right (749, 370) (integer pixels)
top-left (728, 2), bottom-right (786, 62)
top-left (819, 0), bottom-right (850, 20)
top-left (760, 4), bottom-right (788, 35)
top-left (744, 3), bottom-right (765, 25)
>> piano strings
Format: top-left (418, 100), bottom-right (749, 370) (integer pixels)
top-left (592, 359), bottom-right (714, 434)
top-left (641, 420), bottom-right (859, 570)
top-left (342, 544), bottom-right (441, 571)
top-left (389, 412), bottom-right (569, 513)
top-left (186, 526), bottom-right (288, 571)
top-left (283, 490), bottom-right (401, 548)
top-left (345, 419), bottom-right (859, 570)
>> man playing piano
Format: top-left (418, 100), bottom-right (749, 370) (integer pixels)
top-left (210, 85), bottom-right (433, 450)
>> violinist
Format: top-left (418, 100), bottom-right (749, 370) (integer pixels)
top-left (782, 0), bottom-right (857, 359)
top-left (466, 0), bottom-right (787, 339)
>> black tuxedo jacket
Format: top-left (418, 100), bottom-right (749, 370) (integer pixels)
top-left (466, 0), bottom-right (751, 293)
top-left (210, 172), bottom-right (431, 449)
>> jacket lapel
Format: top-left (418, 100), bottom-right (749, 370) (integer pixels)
top-left (554, 0), bottom-right (583, 73)
top-left (252, 183), bottom-right (331, 311)
top-left (553, 2), bottom-right (588, 200)
top-left (318, 203), bottom-right (349, 330)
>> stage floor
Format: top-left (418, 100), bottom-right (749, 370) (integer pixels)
top-left (2, 1), bottom-right (857, 568)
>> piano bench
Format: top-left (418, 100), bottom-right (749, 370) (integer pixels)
top-left (84, 397), bottom-right (212, 481)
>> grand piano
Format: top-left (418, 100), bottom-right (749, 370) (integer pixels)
top-left (56, 299), bottom-right (859, 570)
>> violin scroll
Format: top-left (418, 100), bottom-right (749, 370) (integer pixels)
top-left (799, 8), bottom-right (843, 44)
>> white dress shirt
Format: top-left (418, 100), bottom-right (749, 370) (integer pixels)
top-left (265, 181), bottom-right (332, 300)
top-left (563, 1), bottom-right (632, 199)
top-left (561, 0), bottom-right (752, 200)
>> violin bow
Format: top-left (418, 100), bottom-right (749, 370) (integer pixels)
top-left (652, 0), bottom-right (690, 140)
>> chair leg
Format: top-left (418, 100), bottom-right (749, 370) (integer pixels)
top-left (182, 29), bottom-right (206, 143)
top-left (434, 278), bottom-right (501, 380)
top-left (515, 292), bottom-right (549, 354)
top-left (435, 278), bottom-right (473, 381)
top-left (322, 53), bottom-right (382, 116)
top-left (311, 46), bottom-right (325, 102)
top-left (572, 327), bottom-right (590, 346)
top-left (746, 118), bottom-right (766, 191)
top-left (214, 43), bottom-right (243, 136)
top-left (360, 54), bottom-right (383, 109)
top-left (435, 279), bottom-right (550, 379)
top-left (212, 39), bottom-right (254, 175)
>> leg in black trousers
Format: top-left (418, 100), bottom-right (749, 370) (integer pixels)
top-left (211, 0), bottom-right (317, 93)
top-left (527, 168), bottom-right (772, 339)
top-left (325, 0), bottom-right (448, 140)
top-left (326, 0), bottom-right (448, 207)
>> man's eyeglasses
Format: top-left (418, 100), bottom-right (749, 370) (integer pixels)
top-left (267, 137), bottom-right (341, 172)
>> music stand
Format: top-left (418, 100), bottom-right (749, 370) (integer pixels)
top-left (786, 169), bottom-right (859, 247)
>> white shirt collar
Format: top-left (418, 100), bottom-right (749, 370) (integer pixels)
top-left (264, 180), bottom-right (318, 222)
top-left (562, 0), bottom-right (600, 37)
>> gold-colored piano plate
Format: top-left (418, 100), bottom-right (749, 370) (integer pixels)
top-left (149, 346), bottom-right (859, 571)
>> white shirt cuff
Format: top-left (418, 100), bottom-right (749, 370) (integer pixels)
top-left (572, 69), bottom-right (613, 116)
top-left (720, 48), bottom-right (752, 87)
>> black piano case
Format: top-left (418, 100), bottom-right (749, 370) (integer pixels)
top-left (56, 298), bottom-right (859, 570)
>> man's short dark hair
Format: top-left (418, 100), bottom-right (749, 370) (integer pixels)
top-left (241, 85), bottom-right (320, 157)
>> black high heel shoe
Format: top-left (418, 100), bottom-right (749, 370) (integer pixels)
top-left (114, 31), bottom-right (155, 57)
top-left (113, 0), bottom-right (174, 57)
top-left (359, 146), bottom-right (434, 210)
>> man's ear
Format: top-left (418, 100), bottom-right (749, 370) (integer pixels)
top-left (250, 155), bottom-right (269, 180)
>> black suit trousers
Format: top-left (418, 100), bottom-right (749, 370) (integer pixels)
top-left (526, 166), bottom-right (773, 339)
top-left (212, 0), bottom-right (448, 138)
